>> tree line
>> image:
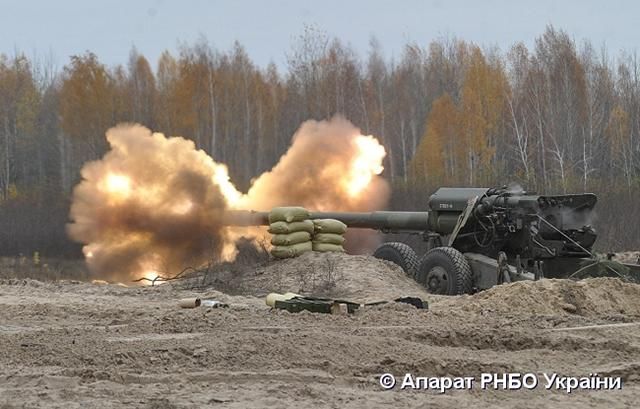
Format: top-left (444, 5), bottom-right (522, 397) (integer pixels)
top-left (0, 25), bottom-right (638, 256)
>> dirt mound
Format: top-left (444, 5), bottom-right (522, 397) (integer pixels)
top-left (239, 251), bottom-right (432, 302)
top-left (184, 253), bottom-right (640, 315)
top-left (435, 277), bottom-right (640, 317)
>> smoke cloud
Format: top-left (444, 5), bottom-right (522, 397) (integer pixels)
top-left (68, 117), bottom-right (390, 282)
top-left (240, 117), bottom-right (389, 212)
top-left (68, 124), bottom-right (235, 283)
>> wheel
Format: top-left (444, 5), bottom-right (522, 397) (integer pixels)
top-left (373, 242), bottom-right (419, 277)
top-left (416, 247), bottom-right (473, 295)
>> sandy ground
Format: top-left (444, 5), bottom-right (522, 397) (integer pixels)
top-left (1, 252), bottom-right (639, 408)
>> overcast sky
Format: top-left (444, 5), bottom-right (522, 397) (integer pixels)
top-left (1, 0), bottom-right (637, 70)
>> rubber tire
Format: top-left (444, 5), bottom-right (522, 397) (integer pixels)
top-left (417, 247), bottom-right (473, 295)
top-left (373, 242), bottom-right (419, 277)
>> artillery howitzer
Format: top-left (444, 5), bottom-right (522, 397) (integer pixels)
top-left (226, 186), bottom-right (640, 295)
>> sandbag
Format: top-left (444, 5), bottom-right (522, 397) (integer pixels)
top-left (313, 219), bottom-right (347, 234)
top-left (312, 242), bottom-right (345, 253)
top-left (270, 231), bottom-right (312, 246)
top-left (268, 207), bottom-right (310, 223)
top-left (313, 233), bottom-right (345, 245)
top-left (268, 220), bottom-right (315, 234)
top-left (271, 242), bottom-right (313, 259)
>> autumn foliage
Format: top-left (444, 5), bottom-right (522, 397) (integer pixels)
top-left (0, 26), bottom-right (638, 255)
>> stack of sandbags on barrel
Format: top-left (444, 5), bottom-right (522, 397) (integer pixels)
top-left (312, 219), bottom-right (347, 253)
top-left (268, 207), bottom-right (313, 259)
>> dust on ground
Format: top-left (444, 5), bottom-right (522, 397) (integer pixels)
top-left (1, 252), bottom-right (639, 408)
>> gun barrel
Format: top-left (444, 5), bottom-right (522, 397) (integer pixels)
top-left (224, 210), bottom-right (430, 232)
